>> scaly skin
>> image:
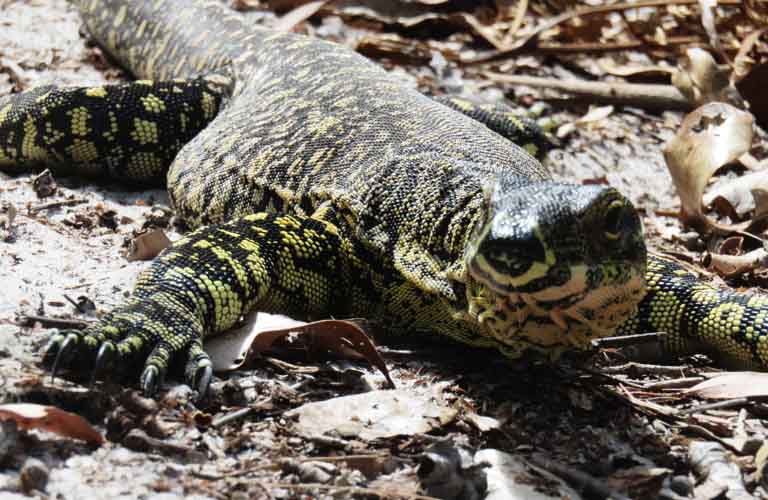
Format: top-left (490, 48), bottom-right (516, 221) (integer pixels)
top-left (0, 0), bottom-right (766, 396)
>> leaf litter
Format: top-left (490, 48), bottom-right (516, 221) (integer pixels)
top-left (2, 0), bottom-right (768, 499)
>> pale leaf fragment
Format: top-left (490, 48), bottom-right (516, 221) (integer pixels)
top-left (287, 387), bottom-right (457, 441)
top-left (0, 404), bottom-right (104, 445)
top-left (686, 372), bottom-right (768, 399)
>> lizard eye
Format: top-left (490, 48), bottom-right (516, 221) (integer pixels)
top-left (604, 200), bottom-right (626, 241)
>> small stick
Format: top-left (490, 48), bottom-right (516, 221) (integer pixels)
top-left (592, 332), bottom-right (666, 349)
top-left (481, 73), bottom-right (690, 111)
top-left (679, 398), bottom-right (752, 415)
top-left (27, 198), bottom-right (87, 214)
top-left (20, 315), bottom-right (91, 329)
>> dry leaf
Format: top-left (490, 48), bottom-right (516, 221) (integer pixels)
top-left (686, 372), bottom-right (768, 399)
top-left (0, 404), bottom-right (104, 445)
top-left (704, 169), bottom-right (768, 220)
top-left (126, 229), bottom-right (172, 261)
top-left (286, 387), bottom-right (457, 440)
top-left (663, 102), bottom-right (754, 229)
top-left (205, 311), bottom-right (394, 387)
top-left (706, 248), bottom-right (768, 278)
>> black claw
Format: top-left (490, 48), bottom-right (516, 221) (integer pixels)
top-left (140, 365), bottom-right (160, 397)
top-left (50, 333), bottom-right (79, 383)
top-left (90, 342), bottom-right (116, 388)
top-left (42, 334), bottom-right (64, 366)
top-left (195, 364), bottom-right (213, 400)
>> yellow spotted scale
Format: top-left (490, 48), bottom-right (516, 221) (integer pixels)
top-left (0, 0), bottom-right (766, 396)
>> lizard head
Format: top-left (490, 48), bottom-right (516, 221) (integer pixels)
top-left (464, 178), bottom-right (647, 356)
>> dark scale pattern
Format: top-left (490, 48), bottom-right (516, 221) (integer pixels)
top-left (0, 0), bottom-right (766, 395)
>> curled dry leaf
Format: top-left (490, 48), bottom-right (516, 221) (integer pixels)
top-left (706, 247), bottom-right (768, 278)
top-left (704, 169), bottom-right (768, 221)
top-left (205, 311), bottom-right (394, 387)
top-left (663, 102), bottom-right (754, 230)
top-left (0, 404), bottom-right (104, 445)
top-left (126, 229), bottom-right (172, 261)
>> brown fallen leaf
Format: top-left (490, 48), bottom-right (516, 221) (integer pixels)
top-left (126, 229), bottom-right (172, 261)
top-left (205, 311), bottom-right (394, 387)
top-left (663, 102), bottom-right (754, 232)
top-left (0, 404), bottom-right (104, 445)
top-left (686, 372), bottom-right (768, 399)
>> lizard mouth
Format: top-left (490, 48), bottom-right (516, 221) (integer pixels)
top-left (465, 265), bottom-right (646, 353)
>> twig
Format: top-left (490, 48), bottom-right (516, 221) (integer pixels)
top-left (601, 362), bottom-right (692, 376)
top-left (679, 398), bottom-right (752, 415)
top-left (481, 73), bottom-right (690, 110)
top-left (592, 332), bottom-right (666, 349)
top-left (642, 377), bottom-right (705, 391)
top-left (211, 397), bottom-right (274, 428)
top-left (19, 315), bottom-right (92, 329)
top-left (27, 198), bottom-right (87, 214)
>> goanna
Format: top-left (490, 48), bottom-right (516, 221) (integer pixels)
top-left (1, 0), bottom-right (767, 396)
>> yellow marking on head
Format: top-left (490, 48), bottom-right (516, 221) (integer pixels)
top-left (193, 239), bottom-right (213, 249)
top-left (135, 80), bottom-right (154, 86)
top-left (35, 91), bottom-right (51, 103)
top-left (85, 87), bottom-right (108, 98)
top-left (473, 226), bottom-right (556, 290)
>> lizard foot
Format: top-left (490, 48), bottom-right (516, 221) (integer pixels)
top-left (43, 305), bottom-right (211, 398)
